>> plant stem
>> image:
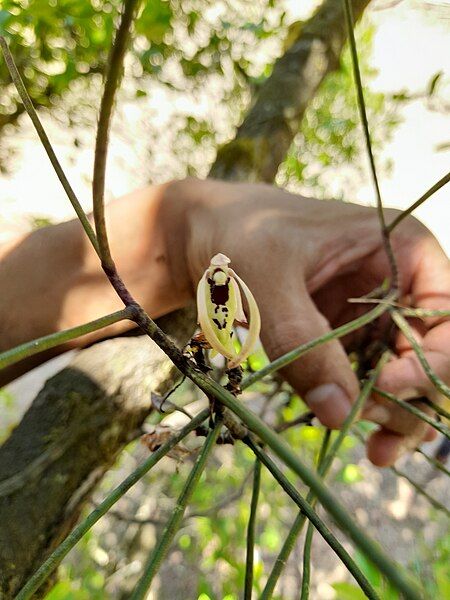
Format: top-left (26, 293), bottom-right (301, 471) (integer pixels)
top-left (401, 307), bottom-right (450, 319)
top-left (93, 0), bottom-right (141, 268)
top-left (262, 356), bottom-right (387, 599)
top-left (342, 0), bottom-right (398, 291)
top-left (247, 440), bottom-right (380, 600)
top-left (0, 37), bottom-right (99, 255)
top-left (242, 293), bottom-right (395, 389)
top-left (391, 310), bottom-right (450, 400)
top-left (244, 459), bottom-right (262, 600)
top-left (416, 448), bottom-right (450, 479)
top-left (130, 418), bottom-right (222, 600)
top-left (0, 309), bottom-right (132, 370)
top-left (175, 352), bottom-right (421, 599)
top-left (387, 171), bottom-right (450, 233)
top-left (373, 387), bottom-right (450, 440)
top-left (390, 467), bottom-right (450, 518)
top-left (14, 409), bottom-right (209, 600)
top-left (300, 430), bottom-right (331, 600)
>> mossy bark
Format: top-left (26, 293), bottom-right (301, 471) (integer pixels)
top-left (211, 0), bottom-right (370, 183)
top-left (0, 308), bottom-right (194, 597)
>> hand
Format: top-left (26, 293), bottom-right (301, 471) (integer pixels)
top-left (163, 178), bottom-right (450, 466)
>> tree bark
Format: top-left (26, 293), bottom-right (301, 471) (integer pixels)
top-left (0, 308), bottom-right (195, 597)
top-left (0, 0), bottom-right (371, 596)
top-left (210, 0), bottom-right (370, 182)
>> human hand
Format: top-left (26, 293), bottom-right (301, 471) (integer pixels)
top-left (163, 177), bottom-right (450, 466)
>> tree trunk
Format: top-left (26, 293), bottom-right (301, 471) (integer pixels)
top-left (0, 0), bottom-right (371, 595)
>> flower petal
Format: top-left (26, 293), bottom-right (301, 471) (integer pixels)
top-left (196, 271), bottom-right (235, 359)
top-left (228, 270), bottom-right (261, 368)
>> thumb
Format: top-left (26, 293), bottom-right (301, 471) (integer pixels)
top-left (259, 281), bottom-right (360, 429)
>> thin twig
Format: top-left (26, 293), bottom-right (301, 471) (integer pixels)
top-left (416, 448), bottom-right (450, 479)
top-left (244, 458), bottom-right (262, 600)
top-left (353, 427), bottom-right (450, 518)
top-left (401, 307), bottom-right (450, 319)
top-left (247, 440), bottom-right (380, 600)
top-left (348, 297), bottom-right (450, 319)
top-left (390, 466), bottom-right (450, 518)
top-left (262, 355), bottom-right (388, 598)
top-left (93, 0), bottom-right (141, 268)
top-left (130, 419), bottom-right (222, 600)
top-left (105, 469), bottom-right (253, 525)
top-left (0, 37), bottom-right (100, 255)
top-left (276, 411), bottom-right (315, 433)
top-left (391, 310), bottom-right (450, 400)
top-left (14, 409), bottom-right (210, 600)
top-left (373, 387), bottom-right (450, 440)
top-left (300, 430), bottom-right (331, 600)
top-left (0, 308), bottom-right (132, 370)
top-left (387, 171), bottom-right (450, 233)
top-left (342, 0), bottom-right (398, 291)
top-left (242, 292), bottom-right (396, 389)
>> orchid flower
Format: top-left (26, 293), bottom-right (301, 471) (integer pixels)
top-left (196, 253), bottom-right (261, 369)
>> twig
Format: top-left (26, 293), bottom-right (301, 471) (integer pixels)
top-left (300, 430), bottom-right (331, 600)
top-left (262, 355), bottom-right (388, 598)
top-left (387, 171), bottom-right (450, 233)
top-left (0, 308), bottom-right (132, 370)
top-left (390, 466), bottom-right (450, 518)
top-left (353, 427), bottom-right (450, 518)
top-left (275, 411), bottom-right (315, 433)
top-left (105, 469), bottom-right (253, 525)
top-left (246, 440), bottom-right (380, 600)
top-left (391, 310), bottom-right (450, 400)
top-left (93, 0), bottom-right (141, 268)
top-left (14, 409), bottom-right (210, 600)
top-left (244, 458), bottom-right (262, 600)
top-left (242, 292), bottom-right (396, 389)
top-left (373, 387), bottom-right (450, 440)
top-left (401, 307), bottom-right (450, 319)
top-left (416, 448), bottom-right (450, 479)
top-left (0, 37), bottom-right (100, 255)
top-left (129, 419), bottom-right (222, 600)
top-left (342, 0), bottom-right (398, 291)
top-left (348, 298), bottom-right (450, 320)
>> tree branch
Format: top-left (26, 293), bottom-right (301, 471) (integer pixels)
top-left (210, 0), bottom-right (371, 182)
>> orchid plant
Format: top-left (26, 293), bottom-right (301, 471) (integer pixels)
top-left (196, 253), bottom-right (261, 369)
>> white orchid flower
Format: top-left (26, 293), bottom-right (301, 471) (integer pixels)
top-left (196, 253), bottom-right (261, 369)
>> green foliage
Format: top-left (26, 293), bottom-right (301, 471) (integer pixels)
top-left (278, 22), bottom-right (400, 198)
top-left (43, 534), bottom-right (106, 600)
top-left (0, 0), bottom-right (286, 125)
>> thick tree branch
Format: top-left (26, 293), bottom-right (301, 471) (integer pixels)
top-left (0, 308), bottom-right (194, 597)
top-left (210, 0), bottom-right (370, 182)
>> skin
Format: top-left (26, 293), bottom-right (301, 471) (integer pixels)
top-left (1, 177), bottom-right (449, 466)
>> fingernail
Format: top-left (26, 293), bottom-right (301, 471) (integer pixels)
top-left (363, 404), bottom-right (391, 424)
top-left (305, 383), bottom-right (352, 429)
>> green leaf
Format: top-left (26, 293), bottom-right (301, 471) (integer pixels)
top-left (332, 582), bottom-right (367, 600)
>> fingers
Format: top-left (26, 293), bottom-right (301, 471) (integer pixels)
top-left (367, 425), bottom-right (437, 467)
top-left (363, 346), bottom-right (448, 467)
top-left (377, 346), bottom-right (450, 403)
top-left (258, 281), bottom-right (360, 429)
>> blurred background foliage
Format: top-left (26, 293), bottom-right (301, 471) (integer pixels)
top-left (0, 0), bottom-right (399, 196)
top-left (0, 1), bottom-right (448, 598)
